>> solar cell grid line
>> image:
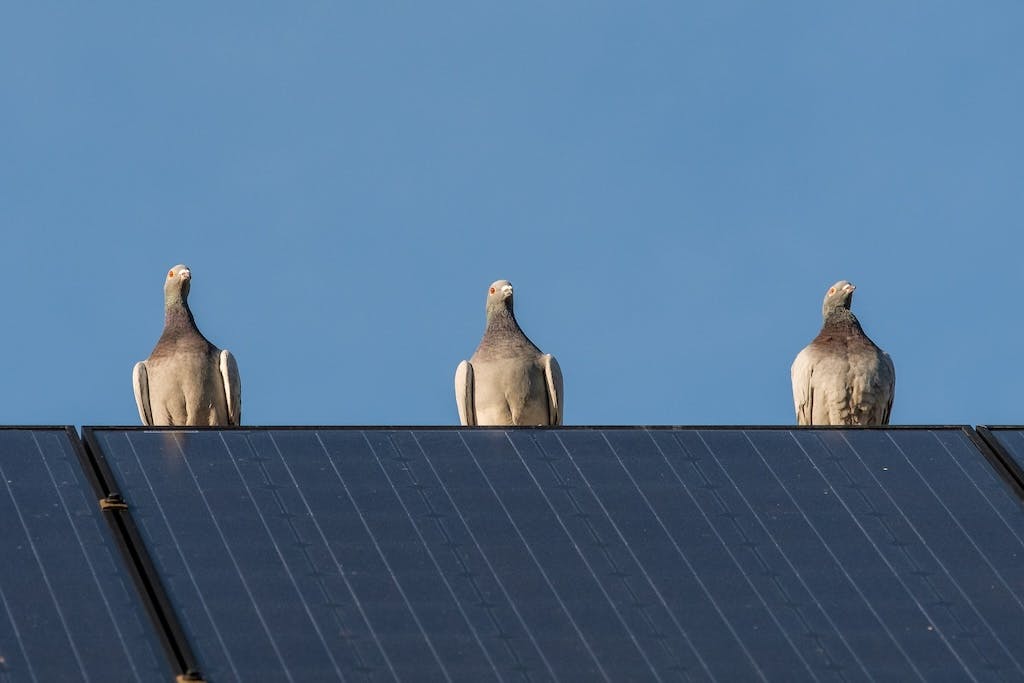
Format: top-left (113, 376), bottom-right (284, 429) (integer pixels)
top-left (732, 430), bottom-right (946, 679)
top-left (830, 430), bottom-right (1024, 676)
top-left (657, 427), bottom-right (1024, 682)
top-left (372, 430), bottom-right (700, 679)
top-left (356, 432), bottom-right (502, 680)
top-left (819, 430), bottom-right (1003, 673)
top-left (668, 430), bottom-right (842, 677)
top-left (386, 429), bottom-right (587, 680)
top-left (496, 432), bottom-right (683, 681)
top-left (783, 428), bottom-right (1024, 679)
top-left (260, 431), bottom-right (398, 680)
top-left (247, 430), bottom-right (394, 680)
top-left (312, 432), bottom-right (451, 682)
top-left (641, 429), bottom-right (861, 678)
top-left (171, 433), bottom-right (297, 678)
top-left (0, 427), bottom-right (169, 682)
top-left (516, 431), bottom-right (714, 681)
top-left (479, 432), bottom-right (663, 679)
top-left (89, 428), bottom-right (533, 682)
top-left (576, 430), bottom-right (822, 679)
top-left (885, 432), bottom-right (1024, 640)
top-left (452, 429), bottom-right (713, 681)
top-left (750, 428), bottom-right (1024, 679)
top-left (418, 430), bottom-right (618, 681)
top-left (0, 439), bottom-right (88, 679)
top-left (218, 432), bottom-right (349, 681)
top-left (458, 432), bottom-right (641, 681)
top-left (297, 430), bottom-right (491, 682)
top-left (121, 431), bottom-right (247, 681)
top-left (775, 431), bottom-right (941, 678)
top-left (556, 429), bottom-right (827, 681)
top-left (109, 429), bottom-right (398, 682)
top-left (90, 430), bottom-right (294, 681)
top-left (652, 430), bottom-right (875, 680)
top-left (521, 431), bottom-right (745, 680)
top-left (403, 430), bottom-right (562, 682)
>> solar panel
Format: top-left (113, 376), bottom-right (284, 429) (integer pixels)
top-left (84, 427), bottom-right (1024, 682)
top-left (0, 428), bottom-right (169, 681)
top-left (975, 427), bottom-right (1024, 500)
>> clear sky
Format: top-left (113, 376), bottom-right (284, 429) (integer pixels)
top-left (1, 3), bottom-right (1021, 427)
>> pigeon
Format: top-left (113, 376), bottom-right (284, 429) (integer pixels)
top-left (790, 280), bottom-right (895, 426)
top-left (132, 265), bottom-right (241, 426)
top-left (455, 280), bottom-right (563, 426)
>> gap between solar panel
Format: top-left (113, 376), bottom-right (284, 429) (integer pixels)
top-left (974, 427), bottom-right (1024, 502)
top-left (78, 427), bottom-right (208, 683)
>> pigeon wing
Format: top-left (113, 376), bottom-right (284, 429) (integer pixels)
top-left (790, 346), bottom-right (816, 426)
top-left (454, 360), bottom-right (476, 426)
top-left (542, 354), bottom-right (563, 426)
top-left (132, 361), bottom-right (153, 426)
top-left (879, 351), bottom-right (896, 425)
top-left (220, 350), bottom-right (242, 426)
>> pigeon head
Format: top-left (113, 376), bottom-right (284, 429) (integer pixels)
top-left (822, 280), bottom-right (855, 319)
top-left (485, 279), bottom-right (514, 320)
top-left (164, 264), bottom-right (192, 306)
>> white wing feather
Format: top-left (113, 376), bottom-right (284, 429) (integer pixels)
top-left (790, 348), bottom-right (815, 426)
top-left (542, 354), bottom-right (564, 426)
top-left (219, 350), bottom-right (242, 426)
top-left (132, 361), bottom-right (153, 426)
top-left (454, 361), bottom-right (475, 426)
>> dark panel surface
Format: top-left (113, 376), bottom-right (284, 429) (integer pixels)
top-left (978, 427), bottom-right (1024, 497)
top-left (87, 427), bottom-right (1024, 682)
top-left (0, 428), bottom-right (169, 682)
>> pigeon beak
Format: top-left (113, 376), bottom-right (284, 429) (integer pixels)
top-left (843, 283), bottom-right (856, 294)
top-left (180, 269), bottom-right (191, 281)
top-left (501, 285), bottom-right (513, 297)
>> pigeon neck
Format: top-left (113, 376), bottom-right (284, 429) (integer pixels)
top-left (822, 307), bottom-right (862, 331)
top-left (164, 298), bottom-right (199, 332)
top-left (485, 304), bottom-right (523, 336)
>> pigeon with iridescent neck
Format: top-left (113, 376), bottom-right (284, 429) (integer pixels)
top-left (455, 280), bottom-right (563, 426)
top-left (791, 280), bottom-right (894, 425)
top-left (132, 264), bottom-right (241, 426)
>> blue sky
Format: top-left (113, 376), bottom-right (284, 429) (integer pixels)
top-left (1, 3), bottom-right (1021, 427)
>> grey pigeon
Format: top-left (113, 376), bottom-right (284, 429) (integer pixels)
top-left (791, 280), bottom-right (895, 426)
top-left (132, 265), bottom-right (241, 426)
top-left (455, 280), bottom-right (563, 426)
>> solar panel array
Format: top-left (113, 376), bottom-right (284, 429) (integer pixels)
top-left (80, 427), bottom-right (1024, 682)
top-left (0, 428), bottom-right (169, 682)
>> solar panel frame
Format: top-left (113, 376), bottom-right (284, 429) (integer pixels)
top-left (0, 426), bottom-right (171, 682)
top-left (975, 426), bottom-right (1024, 502)
top-left (81, 424), bottom-right (1024, 682)
top-left (80, 426), bottom-right (207, 680)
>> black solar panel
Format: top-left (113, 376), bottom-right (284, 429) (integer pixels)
top-left (977, 427), bottom-right (1024, 501)
top-left (0, 428), bottom-right (169, 681)
top-left (84, 427), bottom-right (1024, 682)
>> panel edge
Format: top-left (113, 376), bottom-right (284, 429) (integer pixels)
top-left (78, 428), bottom-right (206, 680)
top-left (969, 426), bottom-right (1024, 503)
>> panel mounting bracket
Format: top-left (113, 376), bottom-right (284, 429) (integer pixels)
top-left (99, 493), bottom-right (129, 511)
top-left (176, 671), bottom-right (207, 683)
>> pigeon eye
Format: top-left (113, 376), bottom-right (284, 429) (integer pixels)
top-left (168, 270), bottom-right (175, 278)
top-left (828, 288), bottom-right (836, 295)
top-left (489, 287), bottom-right (496, 294)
